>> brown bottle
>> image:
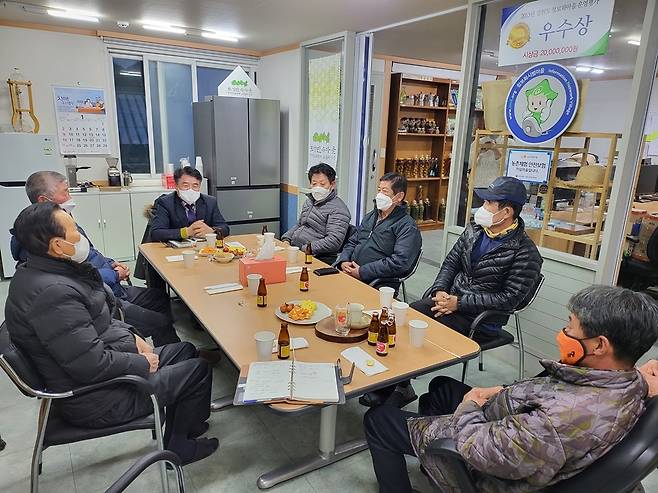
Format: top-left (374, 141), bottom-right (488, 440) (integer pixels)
top-left (278, 322), bottom-right (290, 360)
top-left (388, 313), bottom-right (397, 348)
top-left (376, 321), bottom-right (389, 357)
top-left (217, 229), bottom-right (224, 248)
top-left (262, 225), bottom-right (268, 235)
top-left (305, 243), bottom-right (313, 264)
top-left (367, 312), bottom-right (380, 346)
top-left (380, 307), bottom-right (389, 326)
top-left (300, 267), bottom-right (309, 292)
top-left (257, 278), bottom-right (267, 307)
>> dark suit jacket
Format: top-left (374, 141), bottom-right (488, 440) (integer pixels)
top-left (150, 192), bottom-right (230, 241)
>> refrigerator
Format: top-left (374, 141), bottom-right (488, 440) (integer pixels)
top-left (193, 96), bottom-right (281, 235)
top-left (0, 133), bottom-right (63, 278)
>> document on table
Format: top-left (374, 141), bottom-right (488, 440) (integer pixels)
top-left (204, 282), bottom-right (243, 295)
top-left (286, 266), bottom-right (303, 274)
top-left (166, 255), bottom-right (184, 262)
top-left (225, 241), bottom-right (247, 250)
top-left (341, 347), bottom-right (388, 376)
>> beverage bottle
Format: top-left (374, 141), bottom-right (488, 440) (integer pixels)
top-left (367, 312), bottom-right (380, 346)
top-left (388, 313), bottom-right (397, 348)
top-left (217, 229), bottom-right (224, 248)
top-left (278, 322), bottom-right (290, 360)
top-left (262, 225), bottom-right (268, 235)
top-left (257, 278), bottom-right (267, 307)
top-left (305, 243), bottom-right (313, 264)
top-left (376, 321), bottom-right (389, 357)
top-left (380, 307), bottom-right (389, 326)
top-left (300, 267), bottom-right (309, 292)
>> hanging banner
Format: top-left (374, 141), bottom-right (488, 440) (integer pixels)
top-left (307, 53), bottom-right (341, 168)
top-left (505, 62), bottom-right (579, 144)
top-left (217, 66), bottom-right (261, 98)
top-left (499, 0), bottom-right (615, 67)
top-left (506, 149), bottom-right (553, 183)
top-left (53, 86), bottom-right (109, 155)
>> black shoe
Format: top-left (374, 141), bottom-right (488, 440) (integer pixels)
top-left (359, 388), bottom-right (393, 407)
top-left (189, 421), bottom-right (210, 439)
top-left (168, 437), bottom-right (219, 468)
top-left (385, 386), bottom-right (418, 409)
top-left (199, 348), bottom-right (222, 365)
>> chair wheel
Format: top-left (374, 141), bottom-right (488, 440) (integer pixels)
top-left (478, 363), bottom-right (484, 371)
top-left (0, 437), bottom-right (5, 451)
top-left (38, 463), bottom-right (43, 475)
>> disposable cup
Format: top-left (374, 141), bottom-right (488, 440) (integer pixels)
top-left (348, 303), bottom-right (364, 326)
top-left (247, 273), bottom-right (262, 295)
top-left (287, 246), bottom-right (300, 264)
top-left (254, 331), bottom-right (275, 361)
top-left (205, 233), bottom-right (217, 247)
top-left (379, 286), bottom-right (395, 309)
top-left (409, 319), bottom-right (428, 348)
top-left (392, 301), bottom-right (409, 327)
top-left (182, 250), bottom-right (195, 269)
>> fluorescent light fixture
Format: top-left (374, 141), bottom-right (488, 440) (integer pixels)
top-left (119, 70), bottom-right (143, 77)
top-left (575, 66), bottom-right (592, 72)
top-left (142, 23), bottom-right (186, 34)
top-left (591, 68), bottom-right (605, 74)
top-left (628, 39), bottom-right (641, 46)
top-left (47, 8), bottom-right (99, 22)
top-left (201, 31), bottom-right (240, 42)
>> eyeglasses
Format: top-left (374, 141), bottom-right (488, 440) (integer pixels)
top-left (178, 183), bottom-right (201, 191)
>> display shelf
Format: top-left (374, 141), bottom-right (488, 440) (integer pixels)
top-left (397, 132), bottom-right (445, 138)
top-left (406, 177), bottom-right (442, 182)
top-left (553, 180), bottom-right (612, 193)
top-left (399, 104), bottom-right (448, 110)
top-left (418, 220), bottom-right (444, 231)
top-left (541, 229), bottom-right (601, 245)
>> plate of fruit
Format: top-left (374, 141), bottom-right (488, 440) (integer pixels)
top-left (221, 245), bottom-right (247, 258)
top-left (275, 300), bottom-right (332, 325)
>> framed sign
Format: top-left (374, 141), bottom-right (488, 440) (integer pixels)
top-left (506, 148), bottom-right (553, 183)
top-left (53, 86), bottom-right (109, 155)
top-left (505, 62), bottom-right (579, 144)
top-left (499, 0), bottom-right (615, 67)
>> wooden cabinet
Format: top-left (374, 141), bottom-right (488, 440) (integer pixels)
top-left (385, 73), bottom-right (484, 230)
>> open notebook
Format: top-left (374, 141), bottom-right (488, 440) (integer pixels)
top-left (240, 361), bottom-right (341, 404)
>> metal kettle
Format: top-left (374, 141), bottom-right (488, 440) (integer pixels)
top-left (122, 171), bottom-right (133, 187)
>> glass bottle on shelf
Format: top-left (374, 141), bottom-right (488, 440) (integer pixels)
top-left (438, 198), bottom-right (447, 222)
top-left (417, 197), bottom-right (424, 223)
top-left (413, 155), bottom-right (420, 178)
top-left (400, 87), bottom-right (408, 105)
top-left (424, 198), bottom-right (432, 221)
top-left (410, 200), bottom-right (419, 220)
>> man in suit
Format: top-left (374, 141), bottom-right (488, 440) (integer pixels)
top-left (150, 166), bottom-right (229, 241)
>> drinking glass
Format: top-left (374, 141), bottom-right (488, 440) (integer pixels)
top-left (334, 305), bottom-right (350, 336)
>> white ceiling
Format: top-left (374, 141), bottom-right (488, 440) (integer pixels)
top-left (0, 0), bottom-right (468, 52)
top-left (374, 0), bottom-right (648, 79)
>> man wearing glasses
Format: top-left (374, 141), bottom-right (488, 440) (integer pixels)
top-left (150, 166), bottom-right (230, 241)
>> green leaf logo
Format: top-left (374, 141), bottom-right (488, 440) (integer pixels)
top-left (231, 79), bottom-right (248, 87)
top-left (312, 132), bottom-right (330, 143)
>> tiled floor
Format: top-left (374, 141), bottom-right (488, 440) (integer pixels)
top-left (1, 230), bottom-right (657, 492)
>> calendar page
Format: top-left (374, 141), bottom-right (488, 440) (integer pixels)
top-left (53, 86), bottom-right (109, 155)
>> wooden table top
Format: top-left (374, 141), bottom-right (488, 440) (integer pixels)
top-left (140, 235), bottom-right (480, 411)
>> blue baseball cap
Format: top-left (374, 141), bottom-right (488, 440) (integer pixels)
top-left (474, 176), bottom-right (527, 206)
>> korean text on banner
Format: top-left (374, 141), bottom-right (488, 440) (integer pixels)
top-left (307, 53), bottom-right (341, 168)
top-left (498, 0), bottom-right (615, 67)
top-left (217, 66), bottom-right (261, 99)
top-left (506, 149), bottom-right (553, 183)
top-left (53, 86), bottom-right (110, 155)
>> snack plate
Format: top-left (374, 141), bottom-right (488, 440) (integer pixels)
top-left (275, 300), bottom-right (332, 325)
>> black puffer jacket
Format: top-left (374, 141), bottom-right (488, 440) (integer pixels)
top-left (4, 255), bottom-right (149, 424)
top-left (427, 218), bottom-right (542, 325)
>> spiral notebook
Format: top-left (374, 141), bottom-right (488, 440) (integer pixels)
top-left (237, 361), bottom-right (342, 405)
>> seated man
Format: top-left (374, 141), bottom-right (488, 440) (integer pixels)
top-left (335, 173), bottom-right (421, 291)
top-left (364, 285), bottom-right (658, 493)
top-left (150, 166), bottom-right (229, 241)
top-left (6, 202), bottom-right (218, 464)
top-left (10, 171), bottom-right (178, 347)
top-left (282, 163), bottom-right (351, 264)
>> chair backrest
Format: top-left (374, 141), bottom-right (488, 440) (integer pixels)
top-left (544, 396), bottom-right (658, 493)
top-left (0, 321), bottom-right (46, 397)
top-left (515, 273), bottom-right (545, 313)
top-left (341, 224), bottom-right (358, 249)
top-left (402, 249), bottom-right (423, 282)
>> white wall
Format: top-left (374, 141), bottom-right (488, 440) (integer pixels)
top-left (0, 26), bottom-right (118, 182)
top-left (257, 49), bottom-right (302, 187)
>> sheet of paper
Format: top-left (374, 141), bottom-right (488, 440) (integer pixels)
top-left (205, 284), bottom-right (243, 295)
top-left (243, 361), bottom-right (292, 402)
top-left (286, 266), bottom-right (303, 274)
top-left (204, 282), bottom-right (242, 291)
top-left (166, 255), bottom-right (184, 262)
top-left (225, 241), bottom-right (247, 249)
top-left (341, 347), bottom-right (388, 376)
top-left (272, 337), bottom-right (309, 354)
top-left (291, 361), bottom-right (339, 403)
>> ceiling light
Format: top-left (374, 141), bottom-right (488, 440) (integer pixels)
top-left (47, 8), bottom-right (99, 22)
top-left (591, 68), bottom-right (605, 74)
top-left (628, 39), bottom-right (641, 46)
top-left (119, 70), bottom-right (143, 77)
top-left (201, 31), bottom-right (240, 42)
top-left (142, 23), bottom-right (186, 34)
top-left (575, 66), bottom-right (592, 72)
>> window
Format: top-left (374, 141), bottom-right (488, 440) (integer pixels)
top-left (196, 66), bottom-right (231, 101)
top-left (112, 58), bottom-right (150, 174)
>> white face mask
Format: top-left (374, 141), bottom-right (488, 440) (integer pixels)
top-left (310, 186), bottom-right (331, 202)
top-left (178, 189), bottom-right (200, 205)
top-left (474, 206), bottom-right (504, 229)
top-left (375, 192), bottom-right (393, 211)
top-left (62, 235), bottom-right (90, 263)
top-left (59, 198), bottom-right (76, 213)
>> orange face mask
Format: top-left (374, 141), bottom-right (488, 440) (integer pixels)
top-left (556, 328), bottom-right (596, 365)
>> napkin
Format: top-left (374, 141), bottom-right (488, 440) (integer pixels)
top-left (204, 282), bottom-right (243, 295)
top-left (341, 347), bottom-right (388, 376)
top-left (286, 266), bottom-right (304, 274)
top-left (166, 255), bottom-right (184, 262)
top-left (272, 337), bottom-right (309, 353)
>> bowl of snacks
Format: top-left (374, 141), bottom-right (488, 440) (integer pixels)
top-left (222, 245), bottom-right (247, 258)
top-left (275, 300), bottom-right (331, 325)
top-left (198, 246), bottom-right (219, 257)
top-left (212, 252), bottom-right (235, 263)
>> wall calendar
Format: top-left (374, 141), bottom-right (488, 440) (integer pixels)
top-left (53, 86), bottom-right (109, 155)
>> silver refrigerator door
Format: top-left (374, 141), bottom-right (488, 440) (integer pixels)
top-left (213, 97), bottom-right (249, 187)
top-left (192, 101), bottom-right (216, 189)
top-left (248, 99), bottom-right (281, 186)
top-left (217, 188), bottom-right (280, 222)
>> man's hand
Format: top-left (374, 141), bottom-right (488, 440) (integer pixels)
top-left (341, 261), bottom-right (356, 273)
top-left (342, 261), bottom-right (361, 279)
top-left (462, 386), bottom-right (504, 407)
top-left (639, 360), bottom-right (658, 397)
top-left (431, 292), bottom-right (458, 317)
top-left (134, 335), bottom-right (153, 355)
top-left (191, 220), bottom-right (214, 237)
top-left (142, 352), bottom-right (159, 373)
top-left (113, 261), bottom-right (130, 281)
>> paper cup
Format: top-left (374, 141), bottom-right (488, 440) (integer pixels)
top-left (348, 303), bottom-right (364, 326)
top-left (409, 319), bottom-right (428, 348)
top-left (264, 232), bottom-right (275, 240)
top-left (379, 286), bottom-right (395, 309)
top-left (254, 331), bottom-right (275, 362)
top-left (392, 301), bottom-right (409, 326)
top-left (182, 250), bottom-right (195, 269)
top-left (256, 234), bottom-right (265, 247)
top-left (287, 246), bottom-right (300, 264)
top-left (247, 273), bottom-right (262, 295)
top-left (205, 233), bottom-right (217, 247)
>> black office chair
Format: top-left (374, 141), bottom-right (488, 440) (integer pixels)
top-left (0, 322), bottom-right (167, 493)
top-left (369, 249), bottom-right (423, 302)
top-left (619, 227), bottom-right (658, 294)
top-left (106, 450), bottom-right (185, 493)
top-left (460, 274), bottom-right (545, 383)
top-left (427, 396), bottom-right (658, 493)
